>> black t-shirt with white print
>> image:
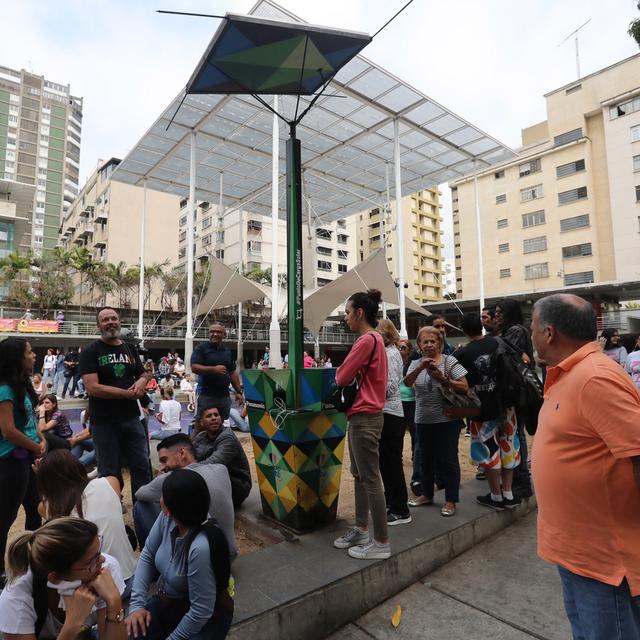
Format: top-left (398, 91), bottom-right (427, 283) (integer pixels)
top-left (79, 340), bottom-right (145, 424)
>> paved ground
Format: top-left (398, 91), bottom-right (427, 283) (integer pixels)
top-left (325, 512), bottom-right (571, 640)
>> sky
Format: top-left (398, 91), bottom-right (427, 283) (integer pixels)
top-left (2, 0), bottom-right (639, 260)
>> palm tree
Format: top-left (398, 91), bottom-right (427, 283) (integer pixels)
top-left (69, 247), bottom-right (96, 321)
top-left (0, 251), bottom-right (34, 309)
top-left (160, 267), bottom-right (185, 312)
top-left (105, 261), bottom-right (139, 309)
top-left (142, 260), bottom-right (170, 311)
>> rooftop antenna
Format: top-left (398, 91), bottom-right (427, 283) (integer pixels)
top-left (559, 18), bottom-right (591, 80)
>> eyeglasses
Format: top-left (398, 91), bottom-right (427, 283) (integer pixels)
top-left (77, 535), bottom-right (104, 574)
top-left (398, 345), bottom-right (409, 350)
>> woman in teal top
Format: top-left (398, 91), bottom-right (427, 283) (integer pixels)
top-left (0, 337), bottom-right (45, 586)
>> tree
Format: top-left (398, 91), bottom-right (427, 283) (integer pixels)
top-left (160, 267), bottom-right (184, 311)
top-left (69, 247), bottom-right (96, 321)
top-left (0, 251), bottom-right (34, 309)
top-left (29, 252), bottom-right (74, 315)
top-left (105, 261), bottom-right (138, 309)
top-left (142, 260), bottom-right (169, 311)
top-left (629, 2), bottom-right (640, 46)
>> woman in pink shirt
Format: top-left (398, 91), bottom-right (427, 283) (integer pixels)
top-left (333, 289), bottom-right (389, 560)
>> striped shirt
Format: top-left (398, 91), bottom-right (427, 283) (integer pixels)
top-left (383, 345), bottom-right (404, 417)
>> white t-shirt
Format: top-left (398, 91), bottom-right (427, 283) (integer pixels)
top-left (159, 399), bottom-right (181, 429)
top-left (43, 355), bottom-right (56, 371)
top-left (0, 553), bottom-right (124, 638)
top-left (180, 378), bottom-right (193, 391)
top-left (625, 350), bottom-right (640, 390)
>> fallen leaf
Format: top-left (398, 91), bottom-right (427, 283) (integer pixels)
top-left (391, 604), bottom-right (402, 628)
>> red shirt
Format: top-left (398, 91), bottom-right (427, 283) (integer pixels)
top-left (336, 331), bottom-right (387, 417)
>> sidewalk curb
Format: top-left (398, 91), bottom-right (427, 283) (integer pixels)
top-left (229, 497), bottom-right (537, 640)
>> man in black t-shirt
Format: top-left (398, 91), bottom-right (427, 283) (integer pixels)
top-left (79, 306), bottom-right (152, 497)
top-left (190, 322), bottom-right (243, 420)
top-left (455, 313), bottom-right (521, 511)
top-left (61, 347), bottom-right (80, 398)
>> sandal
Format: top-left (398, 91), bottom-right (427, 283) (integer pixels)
top-left (408, 495), bottom-right (433, 507)
top-left (441, 503), bottom-right (456, 517)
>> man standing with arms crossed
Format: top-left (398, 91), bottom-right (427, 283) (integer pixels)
top-left (80, 306), bottom-right (152, 497)
top-left (191, 321), bottom-right (243, 419)
top-left (531, 293), bottom-right (640, 638)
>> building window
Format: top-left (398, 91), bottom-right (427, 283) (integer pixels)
top-left (199, 201), bottom-right (210, 211)
top-left (636, 185), bottom-right (640, 202)
top-left (180, 198), bottom-right (187, 209)
top-left (564, 271), bottom-right (594, 286)
top-left (202, 217), bottom-right (212, 229)
top-left (215, 249), bottom-right (224, 260)
top-left (179, 231), bottom-right (186, 242)
top-left (317, 278), bottom-right (332, 286)
top-left (337, 234), bottom-right (348, 244)
top-left (337, 249), bottom-right (349, 260)
top-left (497, 218), bottom-right (508, 229)
top-left (316, 228), bottom-right (332, 240)
top-left (494, 170), bottom-right (505, 179)
top-left (178, 247), bottom-right (186, 258)
top-left (558, 186), bottom-right (588, 205)
top-left (631, 125), bottom-right (640, 142)
top-left (495, 193), bottom-right (506, 204)
top-left (556, 159), bottom-right (585, 178)
top-left (316, 246), bottom-right (332, 256)
top-left (247, 220), bottom-right (262, 233)
top-left (498, 243), bottom-right (510, 253)
top-left (520, 184), bottom-right (543, 203)
top-left (338, 264), bottom-right (347, 273)
top-left (562, 243), bottom-right (592, 259)
top-left (525, 262), bottom-right (549, 280)
top-left (560, 213), bottom-right (590, 232)
top-left (202, 234), bottom-right (211, 246)
top-left (247, 240), bottom-right (261, 255)
top-left (499, 268), bottom-right (511, 278)
top-left (610, 96), bottom-right (640, 120)
top-left (553, 127), bottom-right (583, 146)
top-left (317, 260), bottom-right (331, 272)
top-left (522, 209), bottom-right (546, 228)
top-left (634, 155), bottom-right (640, 172)
top-left (337, 219), bottom-right (346, 228)
top-left (523, 236), bottom-right (547, 254)
top-left (518, 158), bottom-right (541, 177)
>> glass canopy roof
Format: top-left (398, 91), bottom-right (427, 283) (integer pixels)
top-left (112, 0), bottom-right (515, 222)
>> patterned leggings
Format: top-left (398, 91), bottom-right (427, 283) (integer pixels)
top-left (469, 407), bottom-right (520, 470)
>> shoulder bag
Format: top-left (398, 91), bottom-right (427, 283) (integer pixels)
top-left (437, 355), bottom-right (482, 418)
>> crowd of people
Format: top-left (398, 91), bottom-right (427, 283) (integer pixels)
top-left (1, 292), bottom-right (640, 638)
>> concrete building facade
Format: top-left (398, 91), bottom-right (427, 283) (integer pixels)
top-left (60, 158), bottom-right (181, 310)
top-left (451, 54), bottom-right (640, 301)
top-left (356, 188), bottom-right (445, 304)
top-left (0, 65), bottom-right (82, 253)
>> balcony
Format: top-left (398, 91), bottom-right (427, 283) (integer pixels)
top-left (78, 220), bottom-right (94, 238)
top-left (93, 239), bottom-right (106, 249)
top-left (79, 205), bottom-right (94, 217)
top-left (247, 220), bottom-right (262, 234)
top-left (94, 208), bottom-right (108, 223)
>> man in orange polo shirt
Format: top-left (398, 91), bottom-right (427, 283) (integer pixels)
top-left (531, 293), bottom-right (640, 639)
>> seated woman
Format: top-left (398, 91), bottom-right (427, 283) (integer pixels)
top-left (192, 407), bottom-right (252, 508)
top-left (35, 449), bottom-right (137, 590)
top-left (150, 386), bottom-right (182, 441)
top-left (127, 469), bottom-right (233, 640)
top-left (32, 373), bottom-right (46, 402)
top-left (179, 375), bottom-right (196, 412)
top-left (37, 393), bottom-right (73, 451)
top-left (228, 402), bottom-right (249, 433)
top-left (70, 407), bottom-right (96, 467)
top-left (0, 516), bottom-right (127, 640)
top-left (145, 375), bottom-right (159, 395)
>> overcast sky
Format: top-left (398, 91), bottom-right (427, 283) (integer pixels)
top-left (2, 0), bottom-right (639, 258)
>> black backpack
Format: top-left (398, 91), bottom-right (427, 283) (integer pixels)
top-left (494, 337), bottom-right (544, 435)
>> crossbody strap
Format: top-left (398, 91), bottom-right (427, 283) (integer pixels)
top-left (359, 333), bottom-right (378, 384)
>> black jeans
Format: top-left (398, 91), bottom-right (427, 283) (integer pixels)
top-left (512, 414), bottom-right (531, 490)
top-left (417, 420), bottom-right (462, 504)
top-left (379, 413), bottom-right (409, 516)
top-left (62, 372), bottom-right (79, 397)
top-left (0, 457), bottom-right (41, 574)
top-left (92, 416), bottom-right (151, 500)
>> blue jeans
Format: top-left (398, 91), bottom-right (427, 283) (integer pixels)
top-left (229, 408), bottom-right (250, 433)
top-left (133, 500), bottom-right (161, 548)
top-left (53, 370), bottom-right (65, 395)
top-left (71, 440), bottom-right (96, 466)
top-left (558, 566), bottom-right (640, 639)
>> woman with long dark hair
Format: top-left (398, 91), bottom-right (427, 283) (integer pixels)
top-left (127, 469), bottom-right (233, 640)
top-left (36, 449), bottom-right (137, 586)
top-left (600, 327), bottom-right (628, 366)
top-left (37, 393), bottom-right (73, 451)
top-left (0, 337), bottom-right (45, 585)
top-left (333, 290), bottom-right (390, 560)
top-left (0, 517), bottom-right (126, 639)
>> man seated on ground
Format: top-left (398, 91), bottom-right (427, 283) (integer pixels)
top-left (192, 406), bottom-right (252, 508)
top-left (134, 433), bottom-right (238, 559)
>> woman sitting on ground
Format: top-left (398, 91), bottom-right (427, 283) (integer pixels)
top-left (35, 449), bottom-right (137, 589)
top-left (0, 517), bottom-right (127, 640)
top-left (70, 406), bottom-right (96, 467)
top-left (127, 469), bottom-right (233, 640)
top-left (32, 373), bottom-right (46, 401)
top-left (37, 393), bottom-right (73, 452)
top-left (150, 385), bottom-right (182, 441)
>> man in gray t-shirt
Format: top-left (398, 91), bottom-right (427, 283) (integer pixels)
top-left (133, 433), bottom-right (238, 560)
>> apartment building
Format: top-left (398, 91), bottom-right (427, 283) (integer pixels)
top-left (177, 201), bottom-right (358, 289)
top-left (451, 53), bottom-right (640, 301)
top-left (356, 188), bottom-right (445, 304)
top-left (59, 158), bottom-right (181, 309)
top-left (0, 65), bottom-right (82, 253)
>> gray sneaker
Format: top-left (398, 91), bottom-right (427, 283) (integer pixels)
top-left (347, 540), bottom-right (391, 560)
top-left (333, 527), bottom-right (369, 549)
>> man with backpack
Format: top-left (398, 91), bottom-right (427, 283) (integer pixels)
top-left (455, 313), bottom-right (522, 510)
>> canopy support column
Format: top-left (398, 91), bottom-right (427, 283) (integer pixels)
top-left (237, 206), bottom-right (244, 370)
top-left (269, 96), bottom-right (282, 369)
top-left (393, 119), bottom-right (408, 339)
top-left (473, 160), bottom-right (485, 314)
top-left (185, 130), bottom-right (196, 371)
top-left (137, 178), bottom-right (146, 345)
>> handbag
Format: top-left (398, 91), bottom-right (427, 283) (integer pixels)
top-left (329, 334), bottom-right (377, 412)
top-left (437, 355), bottom-right (482, 418)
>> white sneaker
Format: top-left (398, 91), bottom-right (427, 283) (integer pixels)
top-left (348, 540), bottom-right (391, 560)
top-left (333, 527), bottom-right (369, 549)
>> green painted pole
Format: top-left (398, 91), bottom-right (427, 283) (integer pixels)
top-left (286, 124), bottom-right (303, 405)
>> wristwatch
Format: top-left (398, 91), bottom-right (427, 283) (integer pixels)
top-left (105, 608), bottom-right (125, 623)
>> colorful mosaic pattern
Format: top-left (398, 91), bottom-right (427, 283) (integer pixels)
top-left (243, 368), bottom-right (347, 531)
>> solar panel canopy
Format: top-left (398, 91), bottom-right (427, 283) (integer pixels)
top-left (186, 13), bottom-right (371, 96)
top-left (111, 0), bottom-right (515, 223)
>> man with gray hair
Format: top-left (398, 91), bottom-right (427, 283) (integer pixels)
top-left (531, 293), bottom-right (640, 639)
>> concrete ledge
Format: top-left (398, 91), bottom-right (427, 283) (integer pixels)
top-left (228, 491), bottom-right (537, 640)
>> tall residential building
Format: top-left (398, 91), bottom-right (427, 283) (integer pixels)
top-left (451, 54), bottom-right (640, 301)
top-left (60, 158), bottom-right (181, 310)
top-left (356, 188), bottom-right (445, 304)
top-left (0, 65), bottom-right (82, 253)
top-left (177, 202), bottom-right (358, 288)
